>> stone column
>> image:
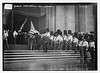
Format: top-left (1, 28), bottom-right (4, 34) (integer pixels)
top-left (75, 5), bottom-right (79, 32)
top-left (54, 6), bottom-right (56, 32)
top-left (85, 5), bottom-right (94, 32)
top-left (78, 5), bottom-right (86, 32)
top-left (67, 6), bottom-right (75, 32)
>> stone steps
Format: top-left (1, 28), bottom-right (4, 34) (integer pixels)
top-left (4, 50), bottom-right (80, 62)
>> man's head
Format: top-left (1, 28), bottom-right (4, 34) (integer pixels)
top-left (68, 30), bottom-right (72, 34)
top-left (63, 30), bottom-right (67, 35)
top-left (46, 28), bottom-right (49, 32)
top-left (50, 31), bottom-right (53, 35)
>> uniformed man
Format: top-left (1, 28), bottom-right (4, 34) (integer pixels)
top-left (50, 31), bottom-right (54, 50)
top-left (82, 37), bottom-right (89, 62)
top-left (78, 37), bottom-right (83, 59)
top-left (53, 32), bottom-right (57, 50)
top-left (63, 30), bottom-right (68, 50)
top-left (56, 29), bottom-right (63, 50)
top-left (3, 30), bottom-right (9, 50)
top-left (67, 30), bottom-right (73, 50)
top-left (4, 30), bottom-right (9, 39)
top-left (42, 28), bottom-right (50, 52)
top-left (33, 33), bottom-right (38, 50)
top-left (89, 40), bottom-right (95, 62)
top-left (13, 30), bottom-right (18, 45)
top-left (88, 33), bottom-right (95, 62)
top-left (44, 28), bottom-right (50, 37)
top-left (35, 34), bottom-right (42, 50)
top-left (73, 35), bottom-right (78, 53)
top-left (28, 32), bottom-right (35, 50)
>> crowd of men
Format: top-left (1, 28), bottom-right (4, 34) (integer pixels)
top-left (3, 28), bottom-right (96, 62)
top-left (29, 28), bottom-right (95, 62)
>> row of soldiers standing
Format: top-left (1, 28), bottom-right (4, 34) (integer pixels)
top-left (30, 28), bottom-right (95, 62)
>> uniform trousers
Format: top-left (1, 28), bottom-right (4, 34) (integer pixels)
top-left (79, 46), bottom-right (83, 58)
top-left (43, 41), bottom-right (49, 52)
top-left (57, 42), bottom-right (63, 50)
top-left (67, 41), bottom-right (72, 50)
top-left (62, 41), bottom-right (68, 50)
top-left (73, 43), bottom-right (77, 53)
top-left (83, 46), bottom-right (87, 61)
top-left (89, 47), bottom-right (95, 61)
top-left (28, 38), bottom-right (34, 50)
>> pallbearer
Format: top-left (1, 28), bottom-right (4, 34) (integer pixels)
top-left (36, 34), bottom-right (42, 50)
top-left (28, 31), bottom-right (35, 50)
top-left (13, 30), bottom-right (18, 45)
top-left (28, 20), bottom-right (40, 50)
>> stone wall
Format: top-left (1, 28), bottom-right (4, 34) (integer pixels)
top-left (43, 5), bottom-right (95, 33)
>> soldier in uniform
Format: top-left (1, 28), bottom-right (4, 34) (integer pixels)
top-left (13, 30), bottom-right (18, 45)
top-left (63, 30), bottom-right (68, 50)
top-left (50, 31), bottom-right (54, 50)
top-left (89, 40), bottom-right (95, 62)
top-left (82, 37), bottom-right (89, 62)
top-left (73, 35), bottom-right (78, 53)
top-left (88, 32), bottom-right (95, 62)
top-left (42, 28), bottom-right (50, 52)
top-left (78, 36), bottom-right (83, 59)
top-left (56, 29), bottom-right (63, 50)
top-left (67, 30), bottom-right (73, 50)
top-left (28, 31), bottom-right (35, 50)
top-left (53, 32), bottom-right (57, 50)
top-left (3, 30), bottom-right (9, 50)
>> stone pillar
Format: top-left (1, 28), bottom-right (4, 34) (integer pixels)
top-left (56, 6), bottom-right (64, 31)
top-left (50, 6), bottom-right (55, 32)
top-left (93, 4), bottom-right (97, 34)
top-left (48, 7), bottom-right (55, 32)
top-left (78, 5), bottom-right (86, 32)
top-left (46, 7), bottom-right (49, 28)
top-left (54, 6), bottom-right (56, 32)
top-left (75, 6), bottom-right (79, 32)
top-left (67, 6), bottom-right (75, 32)
top-left (45, 6), bottom-right (55, 32)
top-left (85, 5), bottom-right (94, 32)
top-left (64, 6), bottom-right (68, 31)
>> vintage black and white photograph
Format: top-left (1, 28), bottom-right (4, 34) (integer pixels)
top-left (2, 3), bottom-right (97, 71)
